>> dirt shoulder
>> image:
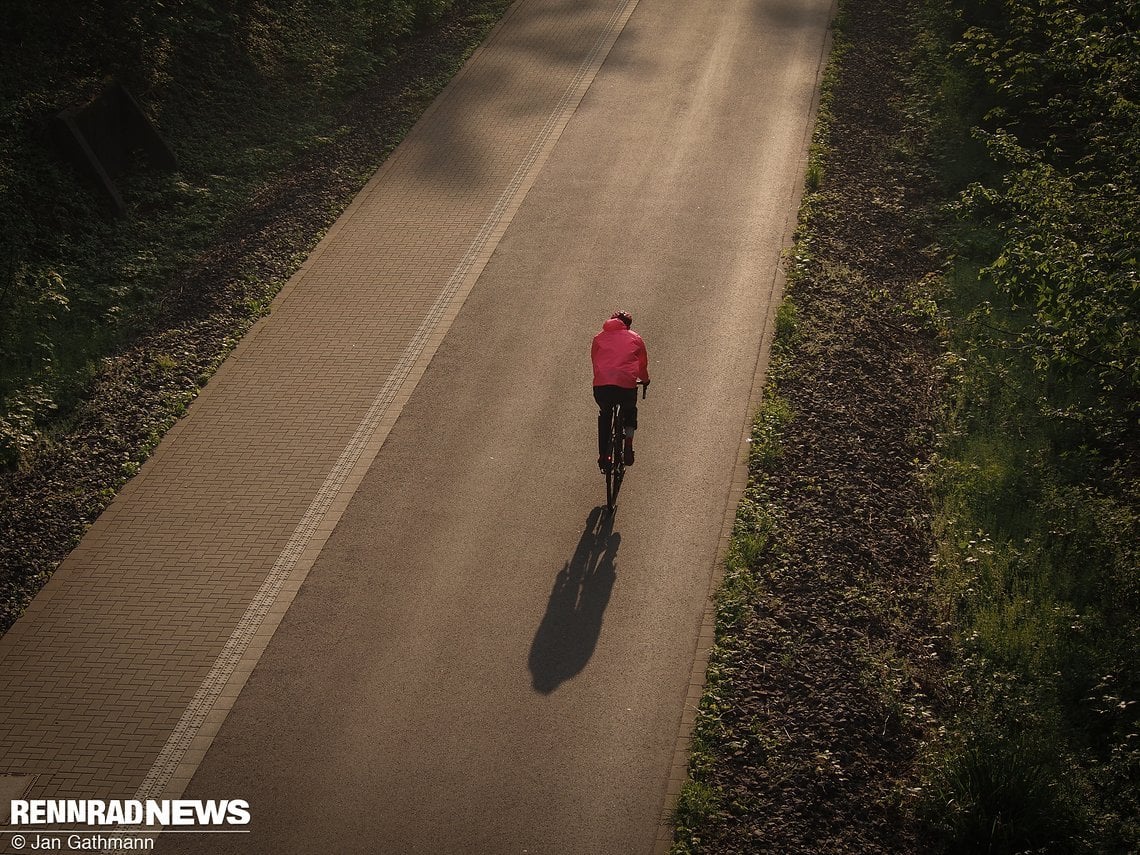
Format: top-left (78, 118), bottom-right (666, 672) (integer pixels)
top-left (672, 0), bottom-right (952, 850)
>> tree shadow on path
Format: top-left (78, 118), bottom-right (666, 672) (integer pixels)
top-left (528, 506), bottom-right (619, 695)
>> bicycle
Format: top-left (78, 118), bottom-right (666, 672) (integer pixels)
top-left (602, 382), bottom-right (647, 513)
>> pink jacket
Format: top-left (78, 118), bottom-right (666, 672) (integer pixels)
top-left (592, 318), bottom-right (650, 388)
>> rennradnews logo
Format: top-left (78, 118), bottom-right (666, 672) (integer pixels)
top-left (8, 799), bottom-right (250, 827)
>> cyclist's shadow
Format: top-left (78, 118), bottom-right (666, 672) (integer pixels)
top-left (528, 506), bottom-right (619, 695)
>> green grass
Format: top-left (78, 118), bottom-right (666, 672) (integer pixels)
top-left (670, 779), bottom-right (725, 855)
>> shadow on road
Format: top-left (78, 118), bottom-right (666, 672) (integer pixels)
top-left (528, 506), bottom-right (619, 694)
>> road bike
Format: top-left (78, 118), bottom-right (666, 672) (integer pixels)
top-left (602, 383), bottom-right (647, 513)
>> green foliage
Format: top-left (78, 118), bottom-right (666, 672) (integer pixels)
top-left (909, 1), bottom-right (1140, 850)
top-left (917, 245), bottom-right (1140, 855)
top-left (951, 0), bottom-right (1139, 449)
top-left (921, 380), bottom-right (1135, 852)
top-left (747, 393), bottom-right (792, 473)
top-left (670, 779), bottom-right (724, 854)
top-left (918, 273), bottom-right (1140, 850)
top-left (804, 161), bottom-right (824, 192)
top-left (774, 298), bottom-right (799, 345)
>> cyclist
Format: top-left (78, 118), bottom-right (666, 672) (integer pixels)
top-left (592, 311), bottom-right (650, 473)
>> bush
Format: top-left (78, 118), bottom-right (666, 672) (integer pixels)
top-left (952, 0), bottom-right (1139, 451)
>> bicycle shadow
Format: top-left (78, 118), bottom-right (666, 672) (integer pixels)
top-left (528, 506), bottom-right (620, 695)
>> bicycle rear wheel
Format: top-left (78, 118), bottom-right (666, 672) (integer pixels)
top-left (605, 404), bottom-right (625, 511)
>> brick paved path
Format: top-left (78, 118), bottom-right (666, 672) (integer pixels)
top-left (0, 0), bottom-right (639, 815)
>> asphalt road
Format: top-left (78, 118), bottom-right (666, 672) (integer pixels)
top-left (164, 0), bottom-right (833, 851)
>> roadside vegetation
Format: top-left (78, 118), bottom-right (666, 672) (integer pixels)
top-left (915, 0), bottom-right (1138, 848)
top-left (673, 0), bottom-right (1137, 852)
top-left (0, 0), bottom-right (512, 632)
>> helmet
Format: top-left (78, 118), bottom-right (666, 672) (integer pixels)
top-left (611, 311), bottom-right (633, 328)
